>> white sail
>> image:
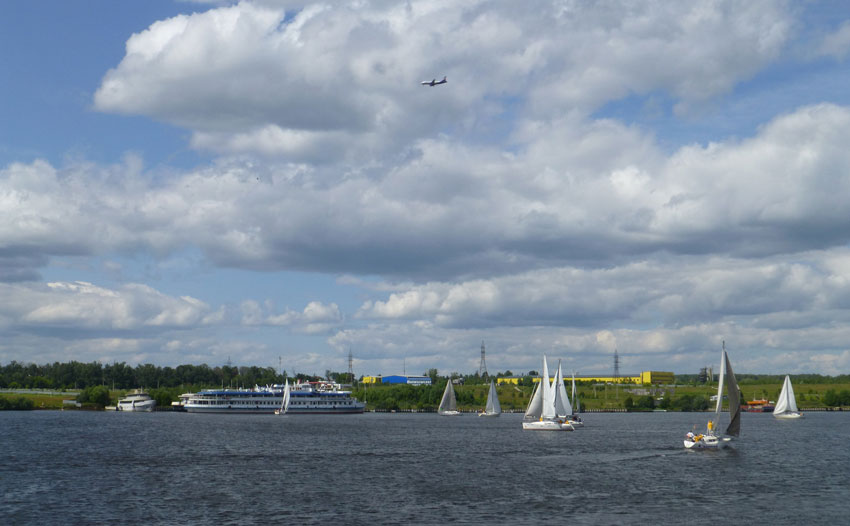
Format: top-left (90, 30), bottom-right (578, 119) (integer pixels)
top-left (571, 372), bottom-right (580, 414)
top-left (275, 379), bottom-right (291, 414)
top-left (684, 341), bottom-right (740, 449)
top-left (484, 380), bottom-right (501, 415)
top-left (774, 375), bottom-right (799, 415)
top-left (714, 348), bottom-right (726, 416)
top-left (439, 379), bottom-right (458, 413)
top-left (524, 380), bottom-right (542, 419)
top-left (553, 361), bottom-right (572, 418)
top-left (541, 356), bottom-right (556, 420)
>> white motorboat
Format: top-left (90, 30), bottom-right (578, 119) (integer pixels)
top-left (116, 390), bottom-right (156, 412)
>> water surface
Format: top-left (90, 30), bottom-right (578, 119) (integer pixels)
top-left (2, 411), bottom-right (847, 525)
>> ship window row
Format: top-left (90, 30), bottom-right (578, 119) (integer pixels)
top-left (190, 400), bottom-right (280, 405)
top-left (289, 401), bottom-right (353, 405)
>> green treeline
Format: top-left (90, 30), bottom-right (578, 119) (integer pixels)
top-left (0, 396), bottom-right (35, 410)
top-left (823, 389), bottom-right (850, 406)
top-left (0, 360), bottom-right (295, 390)
top-left (351, 380), bottom-right (533, 411)
top-left (624, 393), bottom-right (709, 412)
top-left (4, 360), bottom-right (850, 411)
top-left (677, 373), bottom-right (850, 385)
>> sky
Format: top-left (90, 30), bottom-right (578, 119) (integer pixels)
top-left (3, 0), bottom-right (850, 377)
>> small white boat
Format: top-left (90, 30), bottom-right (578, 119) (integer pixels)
top-left (438, 379), bottom-right (462, 416)
top-left (773, 375), bottom-right (803, 419)
top-left (553, 361), bottom-right (582, 427)
top-left (569, 371), bottom-right (584, 427)
top-left (522, 355), bottom-right (573, 431)
top-left (274, 379), bottom-right (291, 415)
top-left (478, 380), bottom-right (501, 417)
top-left (116, 390), bottom-right (156, 412)
top-left (684, 342), bottom-right (740, 449)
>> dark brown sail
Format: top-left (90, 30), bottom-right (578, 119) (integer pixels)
top-left (724, 351), bottom-right (741, 437)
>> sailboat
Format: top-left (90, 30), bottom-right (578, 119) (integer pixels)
top-left (522, 355), bottom-right (573, 431)
top-left (570, 371), bottom-right (584, 427)
top-left (773, 375), bottom-right (803, 419)
top-left (553, 361), bottom-right (579, 427)
top-left (478, 379), bottom-right (502, 417)
top-left (274, 379), bottom-right (291, 415)
top-left (684, 341), bottom-right (740, 449)
top-left (438, 378), bottom-right (462, 415)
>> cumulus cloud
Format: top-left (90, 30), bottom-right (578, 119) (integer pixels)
top-left (355, 250), bottom-right (850, 330)
top-left (5, 104), bottom-right (850, 283)
top-left (240, 299), bottom-right (342, 333)
top-left (0, 280), bottom-right (217, 331)
top-left (94, 0), bottom-right (792, 160)
top-left (11, 0), bottom-right (850, 374)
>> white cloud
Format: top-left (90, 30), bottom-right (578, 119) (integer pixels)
top-left (11, 0), bottom-right (850, 375)
top-left (355, 250), bottom-right (850, 330)
top-left (93, 0), bottom-right (792, 160)
top-left (5, 104), bottom-right (850, 283)
top-left (1, 281), bottom-right (215, 330)
top-left (816, 20), bottom-right (850, 60)
top-left (240, 299), bottom-right (342, 333)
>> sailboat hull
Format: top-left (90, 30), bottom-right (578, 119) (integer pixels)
top-left (684, 435), bottom-right (733, 449)
top-left (522, 420), bottom-right (574, 431)
top-left (774, 412), bottom-right (803, 419)
top-left (439, 410), bottom-right (462, 416)
top-left (478, 412), bottom-right (500, 417)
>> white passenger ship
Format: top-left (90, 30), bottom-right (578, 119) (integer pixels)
top-left (183, 381), bottom-right (365, 414)
top-left (116, 390), bottom-right (157, 412)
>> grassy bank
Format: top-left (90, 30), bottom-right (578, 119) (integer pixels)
top-left (4, 380), bottom-right (850, 412)
top-left (0, 391), bottom-right (78, 409)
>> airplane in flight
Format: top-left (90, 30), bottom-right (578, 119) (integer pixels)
top-left (420, 76), bottom-right (447, 86)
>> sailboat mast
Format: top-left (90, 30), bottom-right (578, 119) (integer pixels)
top-left (714, 341), bottom-right (727, 415)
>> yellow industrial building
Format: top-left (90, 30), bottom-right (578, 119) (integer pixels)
top-left (361, 371), bottom-right (675, 386)
top-left (497, 371), bottom-right (674, 385)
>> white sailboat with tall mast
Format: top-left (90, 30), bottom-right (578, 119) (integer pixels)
top-left (773, 375), bottom-right (803, 419)
top-left (438, 378), bottom-right (462, 415)
top-left (553, 361), bottom-right (579, 427)
top-left (570, 371), bottom-right (584, 426)
top-left (479, 379), bottom-right (501, 417)
top-left (274, 378), bottom-right (291, 415)
top-left (684, 341), bottom-right (741, 449)
top-left (522, 355), bottom-right (573, 431)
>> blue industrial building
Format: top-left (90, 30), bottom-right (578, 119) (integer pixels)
top-left (379, 375), bottom-right (432, 385)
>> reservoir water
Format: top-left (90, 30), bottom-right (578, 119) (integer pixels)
top-left (2, 410), bottom-right (848, 525)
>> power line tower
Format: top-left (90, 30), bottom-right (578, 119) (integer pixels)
top-left (478, 341), bottom-right (488, 377)
top-left (613, 349), bottom-right (620, 399)
top-left (613, 349), bottom-right (620, 381)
